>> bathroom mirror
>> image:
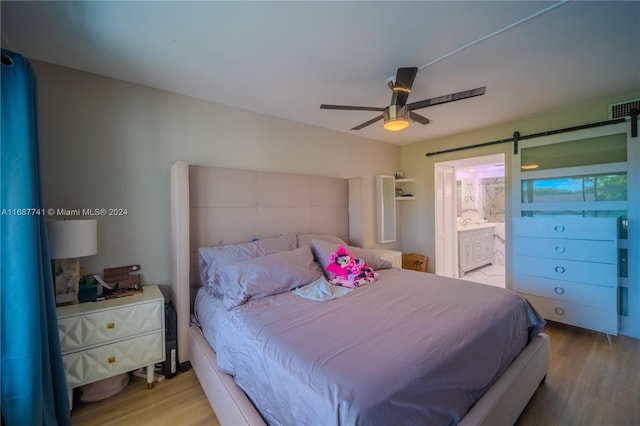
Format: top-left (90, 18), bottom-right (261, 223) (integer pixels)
top-left (376, 175), bottom-right (396, 243)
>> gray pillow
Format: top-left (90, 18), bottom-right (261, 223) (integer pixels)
top-left (297, 233), bottom-right (347, 248)
top-left (199, 233), bottom-right (297, 294)
top-left (218, 246), bottom-right (323, 309)
top-left (311, 239), bottom-right (392, 279)
top-left (255, 232), bottom-right (297, 253)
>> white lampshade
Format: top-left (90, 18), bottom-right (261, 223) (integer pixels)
top-left (48, 219), bottom-right (97, 259)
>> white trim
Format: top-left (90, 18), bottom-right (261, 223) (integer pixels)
top-left (624, 120), bottom-right (639, 337)
top-left (520, 201), bottom-right (628, 212)
top-left (520, 162), bottom-right (627, 180)
top-left (170, 160), bottom-right (191, 363)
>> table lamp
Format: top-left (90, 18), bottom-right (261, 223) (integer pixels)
top-left (48, 219), bottom-right (97, 305)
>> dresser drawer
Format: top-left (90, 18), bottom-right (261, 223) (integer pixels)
top-left (58, 300), bottom-right (163, 352)
top-left (514, 217), bottom-right (617, 240)
top-left (513, 237), bottom-right (617, 264)
top-left (514, 275), bottom-right (617, 310)
top-left (521, 293), bottom-right (618, 335)
top-left (514, 255), bottom-right (617, 287)
top-left (62, 331), bottom-right (164, 387)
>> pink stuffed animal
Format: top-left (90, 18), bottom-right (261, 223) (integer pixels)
top-left (326, 245), bottom-right (378, 288)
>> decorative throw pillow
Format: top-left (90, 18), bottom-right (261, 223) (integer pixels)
top-left (325, 245), bottom-right (378, 288)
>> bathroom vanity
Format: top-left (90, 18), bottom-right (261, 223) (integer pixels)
top-left (458, 224), bottom-right (494, 274)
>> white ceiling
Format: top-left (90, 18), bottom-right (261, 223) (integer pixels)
top-left (2, 1), bottom-right (639, 145)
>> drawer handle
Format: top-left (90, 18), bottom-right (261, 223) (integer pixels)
top-left (554, 286), bottom-right (565, 295)
top-left (107, 356), bottom-right (116, 364)
top-left (555, 245), bottom-right (566, 253)
top-left (554, 307), bottom-right (565, 315)
top-left (554, 224), bottom-right (565, 232)
top-left (554, 266), bottom-right (565, 274)
top-left (107, 322), bottom-right (115, 329)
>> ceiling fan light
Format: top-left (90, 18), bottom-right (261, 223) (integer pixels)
top-left (384, 119), bottom-right (409, 131)
top-left (383, 105), bottom-right (410, 131)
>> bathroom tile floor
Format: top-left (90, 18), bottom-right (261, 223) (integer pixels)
top-left (459, 264), bottom-right (505, 288)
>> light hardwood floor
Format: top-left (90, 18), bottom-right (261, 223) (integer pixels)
top-left (517, 321), bottom-right (640, 426)
top-left (72, 321), bottom-right (639, 426)
top-left (71, 369), bottom-right (220, 426)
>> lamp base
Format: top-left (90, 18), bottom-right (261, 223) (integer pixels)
top-left (56, 293), bottom-right (79, 306)
top-left (54, 258), bottom-right (80, 306)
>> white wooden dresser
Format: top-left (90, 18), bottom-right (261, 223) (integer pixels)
top-left (56, 285), bottom-right (165, 409)
top-left (513, 217), bottom-right (619, 339)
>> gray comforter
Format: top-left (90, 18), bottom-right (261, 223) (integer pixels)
top-left (211, 268), bottom-right (545, 426)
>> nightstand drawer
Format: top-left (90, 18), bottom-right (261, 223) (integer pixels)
top-left (62, 331), bottom-right (164, 387)
top-left (58, 300), bottom-right (163, 352)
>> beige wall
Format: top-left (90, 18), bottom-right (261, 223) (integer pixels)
top-left (400, 91), bottom-right (639, 281)
top-left (34, 61), bottom-right (400, 287)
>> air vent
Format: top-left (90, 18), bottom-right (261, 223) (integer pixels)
top-left (608, 98), bottom-right (640, 119)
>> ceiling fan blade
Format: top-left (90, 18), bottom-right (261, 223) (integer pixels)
top-left (410, 111), bottom-right (430, 125)
top-left (321, 104), bottom-right (385, 112)
top-left (391, 67), bottom-right (418, 107)
top-left (407, 87), bottom-right (487, 111)
top-left (351, 115), bottom-right (383, 130)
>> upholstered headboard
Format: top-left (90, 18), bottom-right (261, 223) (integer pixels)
top-left (170, 161), bottom-right (350, 362)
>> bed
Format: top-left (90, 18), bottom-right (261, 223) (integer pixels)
top-left (170, 161), bottom-right (549, 426)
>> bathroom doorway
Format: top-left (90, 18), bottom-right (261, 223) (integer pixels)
top-left (434, 154), bottom-right (505, 288)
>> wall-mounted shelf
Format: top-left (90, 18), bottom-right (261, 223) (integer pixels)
top-left (395, 178), bottom-right (415, 200)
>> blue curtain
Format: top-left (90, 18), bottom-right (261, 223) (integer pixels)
top-left (1, 49), bottom-right (71, 425)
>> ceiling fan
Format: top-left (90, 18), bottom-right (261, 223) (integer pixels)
top-left (320, 67), bottom-right (486, 132)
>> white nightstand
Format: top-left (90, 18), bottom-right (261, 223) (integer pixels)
top-left (56, 285), bottom-right (165, 409)
top-left (370, 249), bottom-right (402, 269)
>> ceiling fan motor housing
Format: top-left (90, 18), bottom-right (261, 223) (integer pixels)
top-left (383, 105), bottom-right (410, 131)
top-left (384, 104), bottom-right (408, 120)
